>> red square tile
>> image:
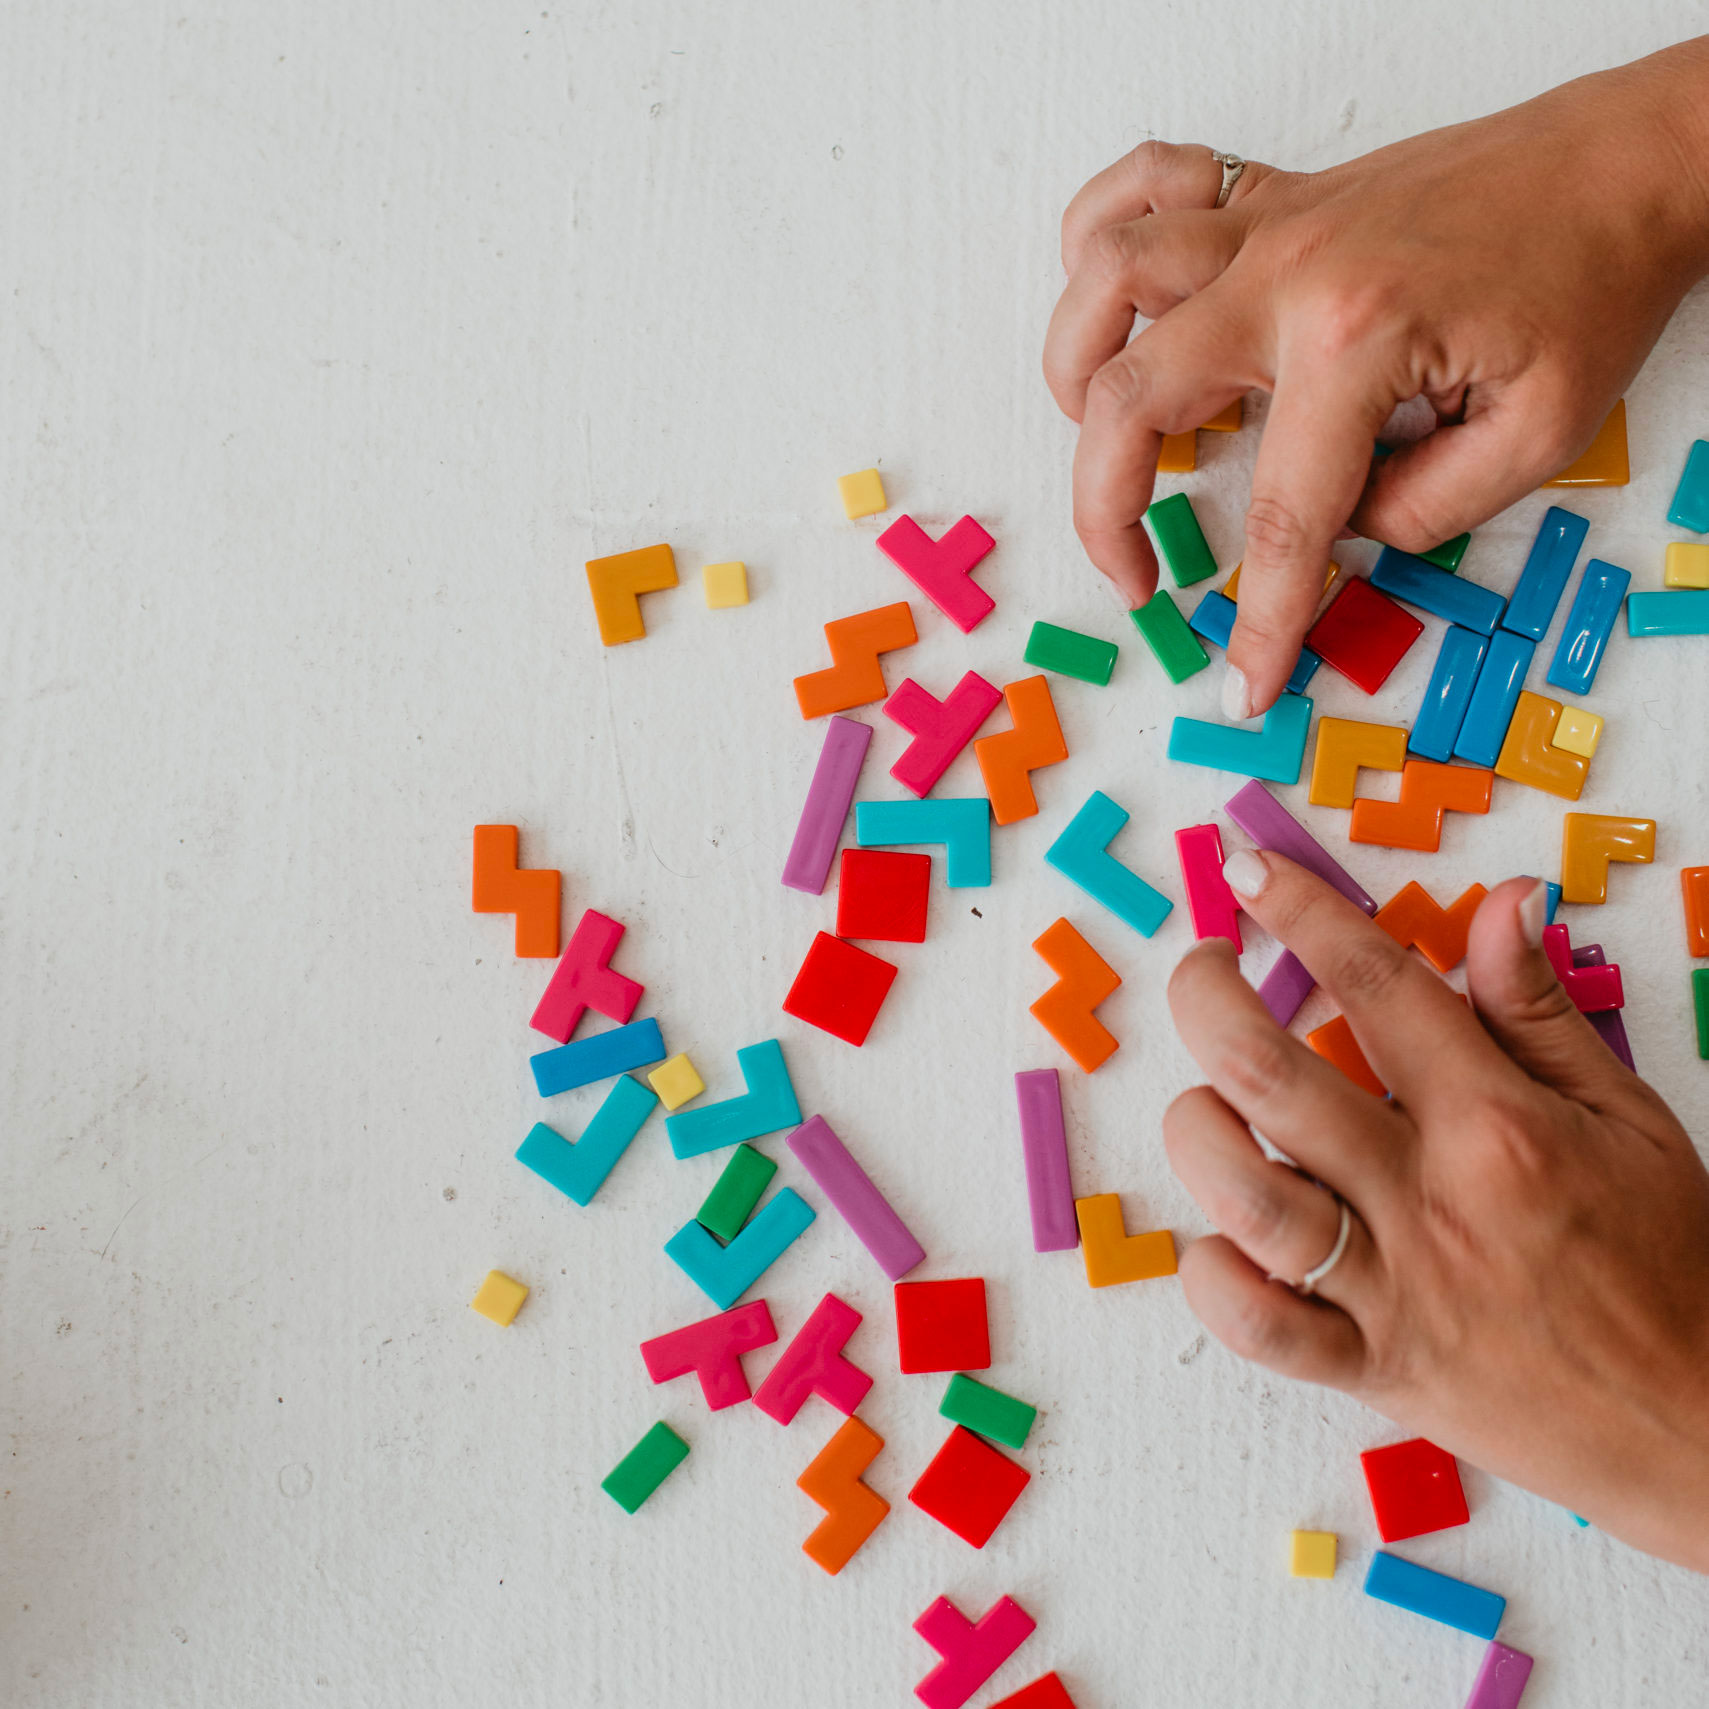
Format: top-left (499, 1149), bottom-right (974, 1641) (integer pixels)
top-left (1360, 1437), bottom-right (1469, 1542)
top-left (781, 931), bottom-right (898, 1046)
top-left (836, 848), bottom-right (930, 942)
top-left (908, 1424), bottom-right (1030, 1547)
top-left (1306, 577), bottom-right (1423, 693)
top-left (894, 1277), bottom-right (989, 1373)
top-left (992, 1678), bottom-right (1077, 1709)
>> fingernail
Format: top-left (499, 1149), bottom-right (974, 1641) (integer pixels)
top-left (1517, 877), bottom-right (1546, 947)
top-left (1221, 665), bottom-right (1252, 721)
top-left (1222, 848), bottom-right (1268, 898)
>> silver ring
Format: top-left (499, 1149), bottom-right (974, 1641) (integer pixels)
top-left (1211, 151), bottom-right (1246, 209)
top-left (1297, 1199), bottom-right (1352, 1295)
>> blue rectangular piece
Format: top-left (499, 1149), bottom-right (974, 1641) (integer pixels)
top-left (515, 1074), bottom-right (659, 1206)
top-left (529, 1017), bottom-right (666, 1098)
top-left (1044, 790), bottom-right (1174, 938)
top-left (1502, 505), bottom-right (1588, 640)
top-left (1364, 1551), bottom-right (1506, 1640)
top-left (1452, 629), bottom-right (1533, 768)
top-left (1370, 546), bottom-right (1505, 634)
top-left (854, 796), bottom-right (991, 886)
top-left (664, 1187), bottom-right (816, 1308)
top-left (1167, 693), bottom-right (1312, 785)
top-left (1626, 588), bottom-right (1709, 638)
top-left (1409, 625), bottom-right (1488, 762)
top-left (1547, 558), bottom-right (1629, 689)
top-left (1187, 591), bottom-right (1321, 695)
top-left (1544, 881), bottom-right (1562, 925)
top-left (1667, 438), bottom-right (1709, 532)
top-left (665, 1038), bottom-right (801, 1159)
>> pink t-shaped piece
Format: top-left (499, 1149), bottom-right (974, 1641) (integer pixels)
top-left (639, 1300), bottom-right (777, 1411)
top-left (885, 672), bottom-right (1004, 797)
top-left (1174, 823), bottom-right (1242, 949)
top-left (877, 515), bottom-right (998, 633)
top-left (913, 1594), bottom-right (1037, 1709)
top-left (751, 1293), bottom-right (873, 1425)
top-left (529, 908), bottom-right (644, 1043)
top-left (1543, 923), bottom-right (1623, 1014)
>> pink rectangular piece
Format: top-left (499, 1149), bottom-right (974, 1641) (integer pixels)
top-left (639, 1300), bottom-right (777, 1411)
top-left (1225, 780), bottom-right (1377, 913)
top-left (1543, 923), bottom-right (1623, 1013)
top-left (886, 672), bottom-right (1004, 797)
top-left (1464, 1640), bottom-right (1534, 1709)
top-left (786, 1114), bottom-right (926, 1279)
top-left (914, 1594), bottom-right (1036, 1709)
top-left (782, 715), bottom-right (873, 894)
top-left (530, 908), bottom-right (645, 1043)
top-left (751, 1292), bottom-right (873, 1424)
top-left (1014, 1069), bottom-right (1077, 1252)
top-left (877, 514), bottom-right (998, 633)
top-left (1174, 823), bottom-right (1242, 949)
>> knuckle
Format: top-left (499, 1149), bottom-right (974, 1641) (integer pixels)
top-left (1242, 492), bottom-right (1318, 563)
top-left (1214, 1027), bottom-right (1298, 1109)
top-left (1330, 937), bottom-right (1408, 1006)
top-left (1081, 221), bottom-right (1138, 286)
top-left (1222, 1170), bottom-right (1294, 1252)
top-left (1084, 354), bottom-right (1153, 421)
top-left (1223, 1288), bottom-right (1296, 1364)
top-left (1294, 271), bottom-right (1406, 361)
top-left (1124, 137), bottom-right (1176, 187)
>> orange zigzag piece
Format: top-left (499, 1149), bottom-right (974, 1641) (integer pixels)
top-left (471, 825), bottom-right (561, 958)
top-left (1029, 917), bottom-right (1121, 1073)
top-left (585, 543), bottom-right (678, 646)
top-left (1374, 880), bottom-right (1488, 973)
top-left (793, 602), bottom-right (918, 719)
top-left (975, 675), bottom-right (1068, 825)
top-left (1348, 759), bottom-right (1492, 853)
top-left (797, 1416), bottom-right (889, 1575)
top-left (1306, 1013), bottom-right (1387, 1096)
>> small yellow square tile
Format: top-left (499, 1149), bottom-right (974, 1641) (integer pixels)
top-left (837, 467), bottom-right (887, 520)
top-left (702, 561), bottom-right (749, 608)
top-left (1224, 560), bottom-right (1338, 604)
top-left (1553, 705), bottom-right (1603, 760)
top-left (471, 1270), bottom-right (529, 1327)
top-left (648, 1052), bottom-right (705, 1110)
top-left (1665, 542), bottom-right (1709, 589)
top-left (1156, 431), bottom-right (1197, 473)
top-left (1290, 1529), bottom-right (1337, 1579)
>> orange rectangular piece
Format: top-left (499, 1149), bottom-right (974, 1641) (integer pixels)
top-left (797, 1415), bottom-right (889, 1575)
top-left (1374, 880), bottom-right (1487, 973)
top-left (1683, 867), bottom-right (1709, 957)
top-left (1199, 399), bottom-right (1244, 432)
top-left (1306, 1014), bottom-right (1387, 1096)
top-left (1157, 431), bottom-right (1197, 473)
top-left (471, 824), bottom-right (561, 957)
top-left (1493, 691), bottom-right (1588, 801)
top-left (975, 675), bottom-right (1069, 825)
top-left (793, 602), bottom-right (918, 719)
top-left (1542, 399), bottom-right (1630, 488)
top-left (1074, 1193), bottom-right (1177, 1286)
top-left (1029, 917), bottom-right (1121, 1072)
top-left (585, 543), bottom-right (678, 646)
top-left (1349, 760), bottom-right (1492, 853)
top-left (1309, 716), bottom-right (1409, 809)
top-left (1561, 813), bottom-right (1656, 905)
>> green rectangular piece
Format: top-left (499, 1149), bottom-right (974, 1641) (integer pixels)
top-left (1024, 619), bottom-right (1118, 685)
top-left (601, 1421), bottom-right (689, 1513)
top-left (1145, 491), bottom-right (1218, 587)
top-left (939, 1372), bottom-right (1037, 1450)
top-left (1129, 590), bottom-right (1210, 683)
top-left (1418, 533), bottom-right (1470, 573)
top-left (1694, 968), bottom-right (1709, 1060)
top-left (696, 1143), bottom-right (777, 1243)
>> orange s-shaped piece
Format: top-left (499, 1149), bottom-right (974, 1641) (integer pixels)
top-left (1306, 1013), bottom-right (1387, 1096)
top-left (796, 1415), bottom-right (889, 1575)
top-left (471, 825), bottom-right (561, 958)
top-left (975, 676), bottom-right (1069, 825)
top-left (1029, 917), bottom-right (1120, 1072)
top-left (1373, 880), bottom-right (1489, 973)
top-left (1348, 760), bottom-right (1493, 853)
top-left (793, 602), bottom-right (918, 719)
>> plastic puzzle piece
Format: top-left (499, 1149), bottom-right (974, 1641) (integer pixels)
top-left (1544, 398), bottom-right (1629, 487)
top-left (1045, 790), bottom-right (1174, 938)
top-left (1174, 822), bottom-right (1242, 949)
top-left (1309, 716), bottom-right (1408, 809)
top-left (1545, 882), bottom-right (1562, 925)
top-left (895, 1277), bottom-right (990, 1374)
top-left (787, 1113), bottom-right (926, 1280)
top-left (530, 908), bottom-right (644, 1042)
top-left (782, 715), bottom-right (873, 895)
top-left (909, 1428), bottom-right (1032, 1549)
top-left (1547, 559), bottom-right (1630, 691)
top-left (1155, 430), bottom-right (1196, 473)
top-left (1257, 951), bottom-right (1317, 1028)
top-left (1571, 943), bottom-right (1635, 1067)
top-left (1371, 546), bottom-right (1504, 634)
top-left (702, 560), bottom-right (748, 608)
top-left (1542, 922), bottom-right (1623, 1013)
top-left (1187, 589), bottom-right (1321, 695)
top-left (753, 1293), bottom-right (873, 1424)
top-left (877, 514), bottom-right (997, 633)
top-left (1145, 491), bottom-right (1218, 586)
top-left (1667, 437), bottom-right (1709, 531)
top-left (837, 848), bottom-right (931, 942)
top-left (1416, 533), bottom-right (1471, 572)
top-left (1167, 692), bottom-right (1313, 784)
top-left (1201, 398), bottom-right (1244, 432)
top-left (585, 542), bottom-right (678, 646)
top-left (1350, 760), bottom-right (1492, 852)
top-left (838, 468), bottom-right (887, 519)
top-left (601, 1421), bottom-right (689, 1514)
top-left (1364, 1551), bottom-right (1505, 1640)
top-left (1465, 1641), bottom-right (1536, 1709)
top-left (1551, 704), bottom-right (1603, 760)
top-left (1374, 881), bottom-right (1486, 973)
top-left (1074, 1193), bottom-right (1177, 1286)
top-left (1626, 588), bottom-right (1709, 636)
top-left (1409, 625), bottom-right (1488, 763)
top-left (665, 1038), bottom-right (801, 1158)
top-left (1561, 813), bottom-right (1656, 904)
top-left (648, 1053), bottom-right (704, 1111)
top-left (1014, 1068), bottom-right (1079, 1253)
top-left (1128, 589), bottom-right (1210, 683)
top-left (782, 931), bottom-right (899, 1046)
top-left (1695, 967), bottom-right (1709, 1059)
top-left (639, 1300), bottom-right (778, 1410)
top-left (531, 1017), bottom-right (666, 1097)
top-left (885, 671), bottom-right (1004, 797)
top-left (664, 1188), bottom-right (816, 1310)
top-left (990, 1676), bottom-right (1077, 1709)
top-left (1361, 1437), bottom-right (1470, 1541)
top-left (1306, 1014), bottom-right (1386, 1096)
top-left (794, 602), bottom-right (918, 719)
top-left (514, 1074), bottom-right (659, 1206)
top-left (1024, 619), bottom-right (1117, 685)
top-left (797, 1415), bottom-right (889, 1575)
top-left (472, 825), bottom-right (561, 958)
top-left (940, 1373), bottom-right (1036, 1451)
top-left (1306, 579), bottom-right (1423, 693)
top-left (856, 797), bottom-right (992, 887)
top-left (470, 1270), bottom-right (528, 1326)
top-left (975, 675), bottom-right (1068, 825)
top-left (1492, 691), bottom-right (1589, 800)
top-left (913, 1594), bottom-right (1037, 1709)
top-left (1502, 506), bottom-right (1588, 640)
top-left (696, 1142), bottom-right (777, 1242)
top-left (1665, 542), bottom-right (1709, 589)
top-left (1290, 1530), bottom-right (1338, 1579)
top-left (1029, 917), bottom-right (1121, 1072)
top-left (1682, 867), bottom-right (1709, 956)
top-left (1224, 780), bottom-right (1378, 913)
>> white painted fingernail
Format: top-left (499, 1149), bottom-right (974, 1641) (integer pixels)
top-left (1222, 849), bottom-right (1268, 898)
top-left (1221, 665), bottom-right (1252, 721)
top-left (1517, 877), bottom-right (1547, 947)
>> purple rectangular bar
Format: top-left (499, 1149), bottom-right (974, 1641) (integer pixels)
top-left (1464, 1640), bottom-right (1534, 1709)
top-left (1014, 1068), bottom-right (1078, 1252)
top-left (1573, 944), bottom-right (1636, 1070)
top-left (1225, 780), bottom-right (1378, 914)
top-left (1257, 949), bottom-right (1318, 1027)
top-left (786, 1114), bottom-right (924, 1279)
top-left (781, 715), bottom-right (872, 894)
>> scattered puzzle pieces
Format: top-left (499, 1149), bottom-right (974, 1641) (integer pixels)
top-left (782, 715), bottom-right (874, 895)
top-left (702, 560), bottom-right (749, 608)
top-left (470, 1269), bottom-right (529, 1326)
top-left (585, 542), bottom-right (678, 645)
top-left (530, 907), bottom-right (644, 1041)
top-left (1290, 1530), bottom-right (1338, 1580)
top-left (1373, 881), bottom-right (1486, 973)
top-left (1349, 759), bottom-right (1492, 852)
top-left (1167, 693), bottom-right (1313, 784)
top-left (1306, 578), bottom-right (1422, 692)
top-left (1682, 866), bottom-right (1709, 955)
top-left (1493, 691), bottom-right (1590, 800)
top-left (640, 1300), bottom-right (778, 1410)
top-left (753, 1292), bottom-right (873, 1424)
top-left (794, 602), bottom-right (918, 718)
top-left (1465, 1641), bottom-right (1536, 1709)
top-left (975, 675), bottom-right (1069, 825)
top-left (1145, 491), bottom-right (1217, 587)
top-left (1309, 717), bottom-right (1408, 810)
top-left (782, 931), bottom-right (899, 1046)
top-left (990, 1675), bottom-right (1078, 1709)
top-left (797, 1415), bottom-right (889, 1575)
top-left (895, 1277), bottom-right (990, 1373)
top-left (885, 672), bottom-right (1004, 797)
top-left (472, 824), bottom-right (561, 958)
top-left (1074, 1193), bottom-right (1177, 1286)
top-left (857, 797), bottom-right (992, 887)
top-left (1543, 922), bottom-right (1624, 1013)
top-left (1364, 1551), bottom-right (1504, 1640)
top-left (696, 1143), bottom-right (778, 1243)
top-left (940, 1372), bottom-right (1036, 1451)
top-left (1543, 398), bottom-right (1629, 486)
top-left (909, 1427), bottom-right (1032, 1548)
top-left (1306, 1014), bottom-right (1385, 1097)
top-left (1561, 813), bottom-right (1656, 904)
top-left (913, 1594), bottom-right (1037, 1709)
top-left (1014, 1068), bottom-right (1079, 1253)
top-left (601, 1420), bottom-right (689, 1514)
top-left (1024, 620), bottom-right (1117, 685)
top-left (838, 468), bottom-right (887, 519)
top-left (837, 848), bottom-right (931, 942)
top-left (1361, 1438), bottom-right (1469, 1542)
top-left (877, 514), bottom-right (998, 632)
top-left (1044, 790), bottom-right (1173, 937)
top-left (514, 1074), bottom-right (659, 1206)
top-left (666, 1038), bottom-right (802, 1158)
top-left (648, 1052), bottom-right (704, 1110)
top-left (787, 1114), bottom-right (926, 1280)
top-left (664, 1188), bottom-right (816, 1310)
top-left (1174, 822), bottom-right (1242, 949)
top-left (1029, 917), bottom-right (1121, 1072)
top-left (530, 1016), bottom-right (667, 1097)
top-left (1129, 590), bottom-right (1210, 683)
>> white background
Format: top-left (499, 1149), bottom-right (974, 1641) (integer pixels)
top-left (5, 3), bottom-right (1709, 1705)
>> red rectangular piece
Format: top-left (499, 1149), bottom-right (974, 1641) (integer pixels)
top-left (836, 849), bottom-right (930, 942)
top-left (781, 931), bottom-right (899, 1046)
top-left (1306, 578), bottom-right (1424, 693)
top-left (908, 1425), bottom-right (1031, 1548)
top-left (1360, 1437), bottom-right (1469, 1542)
top-left (895, 1277), bottom-right (989, 1373)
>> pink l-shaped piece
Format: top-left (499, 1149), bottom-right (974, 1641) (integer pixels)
top-left (885, 672), bottom-right (1004, 797)
top-left (639, 1300), bottom-right (778, 1410)
top-left (913, 1594), bottom-right (1037, 1709)
top-left (751, 1293), bottom-right (873, 1424)
top-left (877, 514), bottom-right (997, 633)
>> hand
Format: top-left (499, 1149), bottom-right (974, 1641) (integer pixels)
top-left (1163, 851), bottom-right (1709, 1574)
top-left (1044, 41), bottom-right (1709, 716)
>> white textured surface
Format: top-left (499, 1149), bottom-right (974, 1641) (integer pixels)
top-left (4, 3), bottom-right (1709, 1705)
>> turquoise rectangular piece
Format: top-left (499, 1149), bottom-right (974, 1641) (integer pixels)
top-left (1364, 1550), bottom-right (1505, 1640)
top-left (665, 1038), bottom-right (801, 1159)
top-left (1409, 625), bottom-right (1488, 762)
top-left (1501, 505), bottom-right (1587, 640)
top-left (515, 1074), bottom-right (659, 1205)
top-left (1544, 881), bottom-right (1562, 925)
top-left (1188, 590), bottom-right (1321, 694)
top-left (1452, 628), bottom-right (1533, 767)
top-left (664, 1187), bottom-right (815, 1308)
top-left (1129, 590), bottom-right (1210, 683)
top-left (855, 796), bottom-right (991, 886)
top-left (1371, 546), bottom-right (1504, 634)
top-left (1547, 559), bottom-right (1630, 689)
top-left (1024, 620), bottom-right (1118, 685)
top-left (1667, 438), bottom-right (1709, 532)
top-left (601, 1421), bottom-right (689, 1514)
top-left (1167, 693), bottom-right (1312, 785)
top-left (1145, 491), bottom-right (1218, 587)
top-left (530, 1017), bottom-right (665, 1098)
top-left (1044, 789), bottom-right (1173, 937)
top-left (1626, 588), bottom-right (1709, 637)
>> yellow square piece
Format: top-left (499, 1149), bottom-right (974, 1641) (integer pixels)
top-left (648, 1052), bottom-right (705, 1111)
top-left (1157, 431), bottom-right (1197, 473)
top-left (1224, 560), bottom-right (1338, 604)
top-left (470, 1270), bottom-right (529, 1327)
top-left (1665, 542), bottom-right (1709, 589)
top-left (1290, 1530), bottom-right (1337, 1579)
top-left (703, 561), bottom-right (749, 609)
top-left (1199, 398), bottom-right (1244, 432)
top-left (837, 468), bottom-right (887, 520)
top-left (1542, 398), bottom-right (1629, 487)
top-left (1552, 705), bottom-right (1603, 759)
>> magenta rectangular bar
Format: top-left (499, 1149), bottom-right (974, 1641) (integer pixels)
top-left (786, 1114), bottom-right (925, 1279)
top-left (1225, 780), bottom-right (1377, 914)
top-left (1464, 1640), bottom-right (1534, 1709)
top-left (781, 715), bottom-right (872, 894)
top-left (1175, 822), bottom-right (1242, 948)
top-left (1574, 944), bottom-right (1636, 1070)
top-left (1014, 1068), bottom-right (1078, 1251)
top-left (1257, 949), bottom-right (1318, 1027)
